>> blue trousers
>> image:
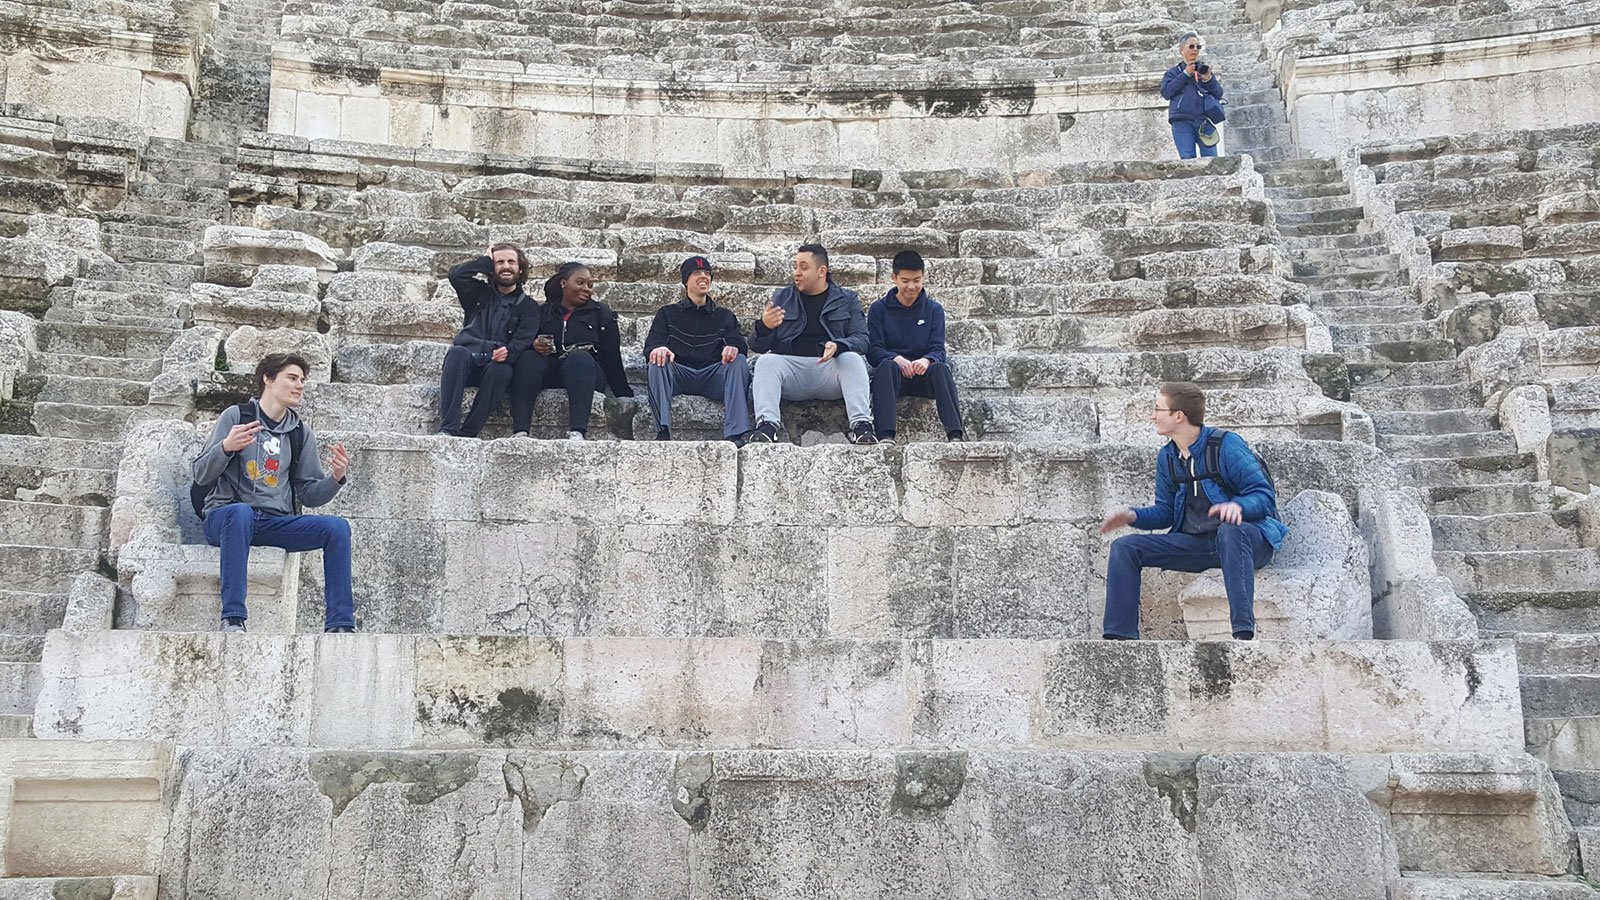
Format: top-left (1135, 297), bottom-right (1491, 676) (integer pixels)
top-left (1172, 119), bottom-right (1219, 159)
top-left (203, 503), bottom-right (355, 629)
top-left (647, 355), bottom-right (753, 437)
top-left (1103, 523), bottom-right (1273, 638)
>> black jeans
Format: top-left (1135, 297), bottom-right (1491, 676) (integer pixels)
top-left (871, 359), bottom-right (962, 438)
top-left (511, 349), bottom-right (602, 433)
top-left (440, 345), bottom-right (514, 437)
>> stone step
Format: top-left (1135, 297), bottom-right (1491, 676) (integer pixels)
top-left (1352, 381), bottom-right (1480, 411)
top-left (1377, 430), bottom-right (1519, 460)
top-left (28, 402), bottom-right (153, 441)
top-left (1433, 511), bottom-right (1582, 553)
top-left (35, 321), bottom-right (178, 358)
top-left (102, 220), bottom-right (205, 242)
top-left (1468, 589), bottom-right (1600, 633)
top-left (1523, 674), bottom-right (1600, 719)
top-left (1553, 770), bottom-right (1600, 826)
top-left (0, 660), bottom-right (40, 716)
top-left (0, 499), bottom-right (109, 550)
top-left (1429, 482), bottom-right (1578, 517)
top-left (16, 374), bottom-right (151, 407)
top-left (0, 589), bottom-right (70, 636)
top-left (83, 259), bottom-right (203, 288)
top-left (1513, 633), bottom-right (1600, 676)
top-left (1222, 104), bottom-right (1285, 129)
top-left (1525, 715), bottom-right (1600, 778)
top-left (1295, 270), bottom-right (1405, 292)
top-left (127, 180), bottom-right (228, 205)
top-left (0, 632), bottom-right (42, 663)
top-left (1223, 123), bottom-right (1292, 150)
top-left (1348, 359), bottom-right (1468, 389)
top-left (1309, 285), bottom-right (1415, 307)
top-left (1240, 145), bottom-right (1295, 164)
top-left (99, 209), bottom-right (218, 232)
top-left (1372, 408), bottom-right (1496, 434)
top-left (1265, 182), bottom-right (1353, 202)
top-left (26, 351), bottom-right (164, 381)
top-left (0, 713), bottom-right (32, 737)
top-left (1437, 549), bottom-right (1600, 595)
top-left (0, 877), bottom-right (156, 899)
top-left (1318, 304), bottom-right (1430, 326)
top-left (46, 288), bottom-right (189, 325)
top-left (1261, 167), bottom-right (1340, 190)
top-left (1343, 338), bottom-right (1460, 365)
top-left (0, 544), bottom-right (99, 592)
top-left (1393, 877), bottom-right (1600, 900)
top-left (1398, 454), bottom-right (1539, 488)
top-left (1278, 219), bottom-right (1363, 237)
top-left (1274, 194), bottom-right (1367, 215)
top-left (102, 232), bottom-right (201, 265)
top-left (116, 195), bottom-right (232, 220)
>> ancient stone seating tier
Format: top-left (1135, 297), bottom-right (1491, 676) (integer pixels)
top-left (0, 0), bottom-right (215, 139)
top-left (183, 139), bottom-right (1371, 443)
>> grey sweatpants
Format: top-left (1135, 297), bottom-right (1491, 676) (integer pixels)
top-left (752, 352), bottom-right (873, 427)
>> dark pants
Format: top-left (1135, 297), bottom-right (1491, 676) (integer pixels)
top-left (439, 345), bottom-right (514, 437)
top-left (511, 349), bottom-right (602, 433)
top-left (203, 503), bottom-right (354, 629)
top-left (1103, 523), bottom-right (1273, 638)
top-left (1171, 119), bottom-right (1219, 159)
top-left (871, 359), bottom-right (962, 438)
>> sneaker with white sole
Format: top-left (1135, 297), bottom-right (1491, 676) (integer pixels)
top-left (566, 431), bottom-right (585, 441)
top-left (847, 422), bottom-right (878, 445)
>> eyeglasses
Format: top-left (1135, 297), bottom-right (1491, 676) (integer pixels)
top-left (1153, 407), bottom-right (1178, 414)
top-left (1185, 44), bottom-right (1202, 49)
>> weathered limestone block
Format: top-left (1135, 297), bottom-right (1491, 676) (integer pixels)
top-left (351, 241), bottom-right (437, 275)
top-left (0, 739), bottom-right (172, 879)
top-left (190, 283), bottom-right (322, 331)
top-left (1126, 305), bottom-right (1324, 352)
top-left (1179, 490), bottom-right (1372, 640)
top-left (1499, 384), bottom-right (1553, 478)
top-left (0, 238), bottom-right (82, 301)
top-left (251, 264), bottom-right (321, 296)
top-left (0, 311), bottom-right (38, 400)
top-left (33, 633), bottom-right (1522, 754)
top-left (324, 298), bottom-right (460, 346)
top-left (203, 226), bottom-right (341, 277)
top-left (334, 340), bottom-right (450, 384)
top-left (1361, 489), bottom-right (1477, 641)
top-left (114, 539), bottom-right (293, 633)
top-left (223, 326), bottom-right (333, 375)
top-left (146, 324), bottom-right (220, 413)
top-left (1197, 753), bottom-right (1391, 900)
top-left (325, 270), bottom-right (440, 307)
top-left (1538, 326), bottom-right (1600, 377)
top-left (1437, 226), bottom-right (1525, 261)
top-left (1388, 753), bottom-right (1574, 875)
top-left (60, 571), bottom-right (117, 633)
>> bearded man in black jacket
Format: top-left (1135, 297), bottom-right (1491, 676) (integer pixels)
top-left (439, 243), bottom-right (538, 437)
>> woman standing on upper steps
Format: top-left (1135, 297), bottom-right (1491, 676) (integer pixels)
top-left (1163, 30), bottom-right (1225, 160)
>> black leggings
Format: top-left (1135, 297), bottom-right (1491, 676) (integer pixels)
top-left (510, 349), bottom-right (602, 433)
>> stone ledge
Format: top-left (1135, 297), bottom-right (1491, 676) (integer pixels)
top-left (33, 632), bottom-right (1523, 754)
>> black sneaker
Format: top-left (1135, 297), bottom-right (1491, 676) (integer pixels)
top-left (749, 421), bottom-right (779, 443)
top-left (847, 422), bottom-right (878, 445)
top-left (946, 430), bottom-right (965, 442)
top-left (325, 625), bottom-right (357, 634)
top-left (727, 431), bottom-right (751, 448)
top-left (655, 427), bottom-right (671, 441)
top-left (1232, 630), bottom-right (1255, 641)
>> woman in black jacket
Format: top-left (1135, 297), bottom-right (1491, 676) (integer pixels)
top-left (508, 262), bottom-right (635, 439)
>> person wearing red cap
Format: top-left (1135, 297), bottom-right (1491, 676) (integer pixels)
top-left (642, 256), bottom-right (753, 442)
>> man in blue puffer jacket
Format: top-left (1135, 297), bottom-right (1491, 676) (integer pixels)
top-left (1099, 382), bottom-right (1285, 640)
top-left (1162, 31), bottom-right (1224, 159)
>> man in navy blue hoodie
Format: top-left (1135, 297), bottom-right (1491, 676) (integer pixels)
top-left (867, 250), bottom-right (963, 444)
top-left (1100, 382), bottom-right (1285, 640)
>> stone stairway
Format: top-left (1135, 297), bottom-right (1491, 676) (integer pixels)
top-left (1185, 0), bottom-right (1296, 162)
top-left (189, 0), bottom-right (289, 146)
top-left (0, 435), bottom-right (118, 739)
top-left (1264, 154), bottom-right (1600, 883)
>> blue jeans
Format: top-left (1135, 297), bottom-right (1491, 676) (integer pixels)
top-left (1171, 119), bottom-right (1219, 159)
top-left (646, 355), bottom-right (753, 437)
top-left (203, 503), bottom-right (355, 629)
top-left (1103, 523), bottom-right (1273, 638)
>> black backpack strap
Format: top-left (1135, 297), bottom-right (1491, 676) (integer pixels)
top-left (1205, 430), bottom-right (1233, 496)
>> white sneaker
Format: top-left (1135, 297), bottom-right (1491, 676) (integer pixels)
top-left (566, 431), bottom-right (585, 441)
top-left (511, 431), bottom-right (530, 439)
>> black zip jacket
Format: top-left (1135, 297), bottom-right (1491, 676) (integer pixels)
top-left (643, 295), bottom-right (749, 369)
top-left (447, 256), bottom-right (538, 355)
top-left (536, 299), bottom-right (635, 397)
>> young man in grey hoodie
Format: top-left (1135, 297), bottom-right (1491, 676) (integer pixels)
top-left (191, 352), bottom-right (353, 633)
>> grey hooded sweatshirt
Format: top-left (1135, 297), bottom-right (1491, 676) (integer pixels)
top-left (191, 400), bottom-right (343, 517)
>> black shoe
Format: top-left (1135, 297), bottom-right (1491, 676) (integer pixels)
top-left (1102, 633), bottom-right (1135, 641)
top-left (727, 431), bottom-right (750, 448)
top-left (1232, 630), bottom-right (1255, 641)
top-left (655, 427), bottom-right (671, 441)
top-left (847, 422), bottom-right (878, 445)
top-left (325, 625), bottom-right (357, 634)
top-left (749, 421), bottom-right (779, 443)
top-left (947, 430), bottom-right (965, 442)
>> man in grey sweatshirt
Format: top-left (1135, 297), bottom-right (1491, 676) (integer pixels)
top-left (191, 352), bottom-right (353, 632)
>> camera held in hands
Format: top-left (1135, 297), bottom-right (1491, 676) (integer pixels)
top-left (1195, 61), bottom-right (1211, 76)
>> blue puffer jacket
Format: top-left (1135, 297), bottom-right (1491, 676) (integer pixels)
top-left (1131, 426), bottom-right (1288, 548)
top-left (1162, 63), bottom-right (1224, 122)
